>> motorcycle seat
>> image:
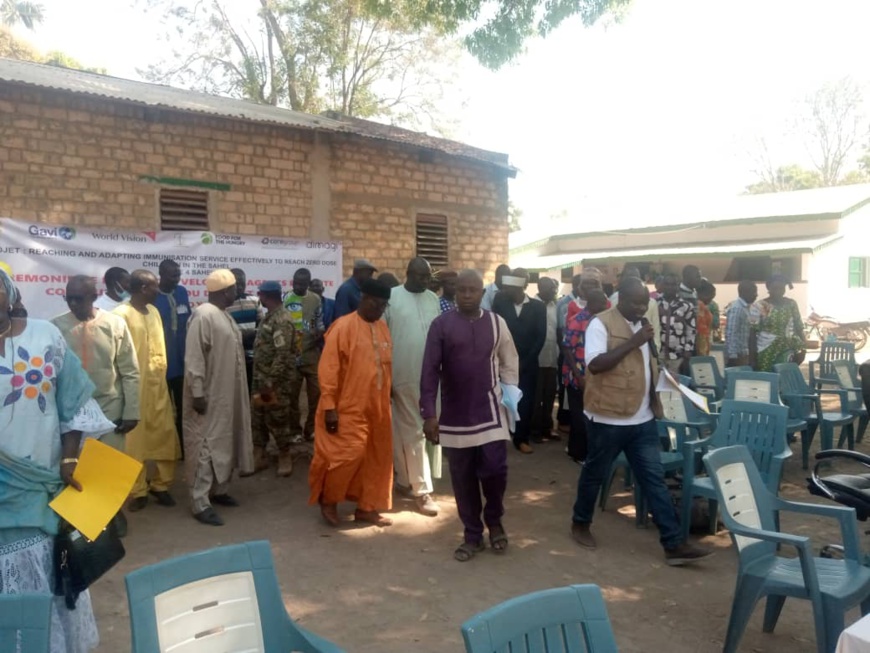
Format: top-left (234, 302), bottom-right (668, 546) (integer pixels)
top-left (808, 472), bottom-right (870, 521)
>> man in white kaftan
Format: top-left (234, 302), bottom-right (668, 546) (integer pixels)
top-left (183, 269), bottom-right (254, 526)
top-left (385, 257), bottom-right (442, 516)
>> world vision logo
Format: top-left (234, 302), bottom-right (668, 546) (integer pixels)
top-left (200, 232), bottom-right (215, 245)
top-left (28, 225), bottom-right (77, 240)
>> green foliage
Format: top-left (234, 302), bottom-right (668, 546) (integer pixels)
top-left (363, 0), bottom-right (632, 69)
top-left (137, 0), bottom-right (461, 131)
top-left (1, 0), bottom-right (44, 30)
top-left (508, 201), bottom-right (522, 232)
top-left (0, 27), bottom-right (105, 72)
top-left (746, 80), bottom-right (870, 194)
top-left (745, 164), bottom-right (822, 194)
top-left (42, 50), bottom-right (107, 74)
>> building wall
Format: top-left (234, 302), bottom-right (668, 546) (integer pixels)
top-left (808, 204), bottom-right (870, 321)
top-left (0, 85), bottom-right (509, 279)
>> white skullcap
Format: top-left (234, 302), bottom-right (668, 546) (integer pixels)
top-left (501, 275), bottom-right (526, 288)
top-left (205, 269), bottom-right (236, 292)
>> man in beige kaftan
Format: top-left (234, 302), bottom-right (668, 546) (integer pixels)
top-left (183, 269), bottom-right (254, 526)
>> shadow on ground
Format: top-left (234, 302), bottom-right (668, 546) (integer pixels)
top-left (93, 423), bottom-right (866, 652)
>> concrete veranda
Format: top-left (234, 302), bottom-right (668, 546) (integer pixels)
top-left (91, 419), bottom-right (868, 653)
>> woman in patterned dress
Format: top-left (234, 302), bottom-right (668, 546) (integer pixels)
top-left (0, 269), bottom-right (100, 653)
top-left (752, 274), bottom-right (807, 372)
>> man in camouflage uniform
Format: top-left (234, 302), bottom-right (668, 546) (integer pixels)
top-left (246, 280), bottom-right (302, 478)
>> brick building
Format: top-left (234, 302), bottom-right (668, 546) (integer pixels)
top-left (0, 59), bottom-right (515, 277)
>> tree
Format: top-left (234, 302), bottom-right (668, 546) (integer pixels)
top-left (137, 0), bottom-right (460, 132)
top-left (1, 0), bottom-right (43, 29)
top-left (364, 0), bottom-right (632, 69)
top-left (0, 27), bottom-right (105, 73)
top-left (508, 201), bottom-right (522, 232)
top-left (745, 80), bottom-right (870, 193)
top-left (745, 164), bottom-right (822, 194)
top-left (801, 78), bottom-right (865, 186)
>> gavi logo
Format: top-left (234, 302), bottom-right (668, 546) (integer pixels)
top-left (28, 225), bottom-right (76, 240)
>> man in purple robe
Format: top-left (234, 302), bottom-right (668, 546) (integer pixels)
top-left (421, 269), bottom-right (519, 562)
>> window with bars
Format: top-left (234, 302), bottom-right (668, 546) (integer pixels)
top-left (415, 214), bottom-right (449, 268)
top-left (159, 188), bottom-right (210, 231)
top-left (848, 257), bottom-right (870, 288)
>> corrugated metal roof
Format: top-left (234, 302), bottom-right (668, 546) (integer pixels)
top-left (510, 235), bottom-right (840, 271)
top-left (512, 184), bottom-right (870, 246)
top-left (0, 58), bottom-right (516, 175)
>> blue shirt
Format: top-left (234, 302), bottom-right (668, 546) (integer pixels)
top-left (321, 297), bottom-right (336, 329)
top-left (154, 285), bottom-right (191, 380)
top-left (333, 277), bottom-right (361, 321)
top-left (725, 297), bottom-right (751, 359)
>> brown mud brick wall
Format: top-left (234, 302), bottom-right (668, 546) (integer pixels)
top-left (0, 85), bottom-right (510, 278)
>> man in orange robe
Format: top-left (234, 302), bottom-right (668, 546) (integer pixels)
top-left (308, 278), bottom-right (394, 527)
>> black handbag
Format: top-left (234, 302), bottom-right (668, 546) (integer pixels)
top-left (53, 517), bottom-right (125, 609)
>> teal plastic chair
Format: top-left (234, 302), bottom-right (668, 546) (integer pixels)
top-left (125, 540), bottom-right (344, 653)
top-left (599, 386), bottom-right (709, 526)
top-left (702, 445), bottom-right (870, 653)
top-left (680, 400), bottom-right (790, 540)
top-left (810, 341), bottom-right (856, 389)
top-left (726, 369), bottom-right (809, 447)
top-left (775, 362), bottom-right (855, 469)
top-left (461, 584), bottom-right (618, 653)
top-left (831, 360), bottom-right (869, 442)
top-left (0, 594), bottom-right (52, 653)
top-left (690, 356), bottom-right (725, 408)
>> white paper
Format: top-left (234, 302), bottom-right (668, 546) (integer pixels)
top-left (659, 369), bottom-right (710, 414)
top-left (500, 383), bottom-right (523, 431)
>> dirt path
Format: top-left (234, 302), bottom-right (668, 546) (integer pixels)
top-left (92, 435), bottom-right (861, 652)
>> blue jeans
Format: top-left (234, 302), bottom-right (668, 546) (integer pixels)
top-left (572, 418), bottom-right (683, 549)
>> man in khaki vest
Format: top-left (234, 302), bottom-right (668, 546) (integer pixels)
top-left (570, 277), bottom-right (712, 566)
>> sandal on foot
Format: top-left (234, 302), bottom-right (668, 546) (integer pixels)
top-left (489, 525), bottom-right (508, 554)
top-left (454, 541), bottom-right (485, 562)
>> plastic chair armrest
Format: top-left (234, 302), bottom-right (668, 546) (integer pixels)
top-left (818, 388), bottom-right (849, 412)
top-left (772, 498), bottom-right (863, 561)
top-left (727, 523), bottom-right (810, 550)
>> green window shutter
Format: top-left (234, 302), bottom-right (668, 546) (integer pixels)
top-left (848, 257), bottom-right (866, 288)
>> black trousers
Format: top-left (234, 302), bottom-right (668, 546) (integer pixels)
top-left (512, 363), bottom-right (538, 448)
top-left (566, 385), bottom-right (588, 462)
top-left (167, 376), bottom-right (184, 458)
top-left (556, 352), bottom-right (570, 426)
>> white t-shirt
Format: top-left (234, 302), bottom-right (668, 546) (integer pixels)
top-left (584, 316), bottom-right (654, 426)
top-left (94, 293), bottom-right (125, 312)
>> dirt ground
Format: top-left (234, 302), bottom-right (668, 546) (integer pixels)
top-left (91, 420), bottom-right (868, 653)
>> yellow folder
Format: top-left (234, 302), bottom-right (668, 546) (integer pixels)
top-left (49, 438), bottom-right (143, 541)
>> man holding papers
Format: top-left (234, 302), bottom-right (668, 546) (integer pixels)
top-left (569, 277), bottom-right (712, 567)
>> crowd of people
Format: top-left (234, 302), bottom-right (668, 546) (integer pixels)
top-left (0, 253), bottom-right (812, 652)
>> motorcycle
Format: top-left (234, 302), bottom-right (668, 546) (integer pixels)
top-left (804, 309), bottom-right (870, 351)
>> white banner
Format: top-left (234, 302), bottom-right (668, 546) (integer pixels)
top-left (0, 218), bottom-right (343, 319)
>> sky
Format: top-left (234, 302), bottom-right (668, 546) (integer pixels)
top-left (17, 0), bottom-right (870, 237)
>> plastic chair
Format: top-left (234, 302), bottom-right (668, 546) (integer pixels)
top-left (702, 445), bottom-right (870, 653)
top-left (125, 540), bottom-right (344, 653)
top-left (680, 400), bottom-right (790, 540)
top-left (810, 341), bottom-right (856, 390)
top-left (0, 594), bottom-right (52, 653)
top-left (461, 584), bottom-right (618, 653)
top-left (690, 356), bottom-right (725, 408)
top-left (726, 369), bottom-right (809, 448)
top-left (831, 360), bottom-right (869, 442)
top-left (775, 362), bottom-right (855, 469)
top-left (599, 388), bottom-right (710, 526)
top-left (710, 345), bottom-right (726, 378)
